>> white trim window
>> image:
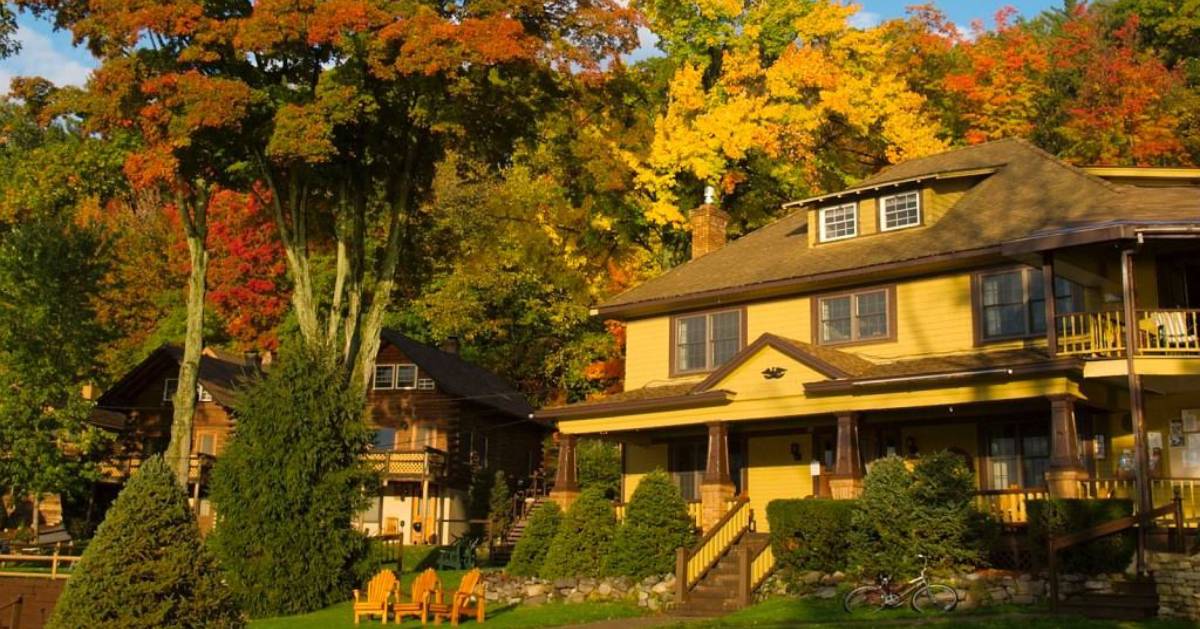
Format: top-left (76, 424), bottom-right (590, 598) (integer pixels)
top-left (373, 363), bottom-right (419, 390)
top-left (879, 191), bottom-right (921, 231)
top-left (197, 384), bottom-right (213, 403)
top-left (819, 203), bottom-right (858, 242)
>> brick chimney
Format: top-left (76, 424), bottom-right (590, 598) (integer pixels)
top-left (689, 186), bottom-right (729, 260)
top-left (440, 336), bottom-right (460, 355)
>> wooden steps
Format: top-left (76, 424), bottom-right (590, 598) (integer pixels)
top-left (1058, 579), bottom-right (1159, 621)
top-left (492, 496), bottom-right (548, 564)
top-left (672, 532), bottom-right (771, 618)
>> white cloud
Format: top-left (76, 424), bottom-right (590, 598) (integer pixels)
top-left (848, 11), bottom-right (882, 30)
top-left (0, 25), bottom-right (95, 94)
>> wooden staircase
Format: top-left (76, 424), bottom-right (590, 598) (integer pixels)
top-left (674, 532), bottom-right (771, 617)
top-left (1058, 578), bottom-right (1159, 621)
top-left (492, 496), bottom-right (549, 564)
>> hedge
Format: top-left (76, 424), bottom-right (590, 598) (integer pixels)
top-left (766, 499), bottom-right (855, 574)
top-left (540, 488), bottom-right (616, 579)
top-left (604, 470), bottom-right (695, 578)
top-left (507, 501), bottom-right (562, 576)
top-left (1027, 498), bottom-right (1135, 574)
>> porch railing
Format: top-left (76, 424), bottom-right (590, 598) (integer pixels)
top-left (1079, 478), bottom-right (1200, 528)
top-left (0, 548), bottom-right (81, 579)
top-left (363, 447), bottom-right (446, 480)
top-left (99, 453), bottom-right (214, 483)
top-left (687, 500), bottom-right (703, 528)
top-left (974, 489), bottom-right (1049, 524)
top-left (676, 495), bottom-right (751, 602)
top-left (1056, 309), bottom-right (1200, 357)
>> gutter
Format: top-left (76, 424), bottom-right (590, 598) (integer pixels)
top-left (535, 389), bottom-right (734, 421)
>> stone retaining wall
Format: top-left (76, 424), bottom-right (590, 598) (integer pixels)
top-left (1149, 551), bottom-right (1200, 621)
top-left (481, 573), bottom-right (676, 611)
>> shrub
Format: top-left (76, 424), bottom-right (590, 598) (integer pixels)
top-left (540, 488), bottom-right (616, 579)
top-left (208, 346), bottom-right (376, 618)
top-left (605, 471), bottom-right (695, 578)
top-left (488, 470), bottom-right (513, 543)
top-left (48, 456), bottom-right (242, 628)
top-left (766, 499), bottom-right (855, 574)
top-left (578, 439), bottom-right (621, 499)
top-left (507, 501), bottom-right (562, 576)
top-left (850, 452), bottom-right (980, 577)
top-left (1027, 498), bottom-right (1135, 574)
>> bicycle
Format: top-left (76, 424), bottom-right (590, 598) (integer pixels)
top-left (843, 554), bottom-right (958, 615)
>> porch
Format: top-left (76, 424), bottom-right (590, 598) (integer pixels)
top-left (1057, 309), bottom-right (1200, 357)
top-left (362, 446), bottom-right (448, 481)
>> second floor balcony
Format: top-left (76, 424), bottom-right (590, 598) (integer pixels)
top-left (363, 446), bottom-right (447, 481)
top-left (1056, 309), bottom-right (1200, 358)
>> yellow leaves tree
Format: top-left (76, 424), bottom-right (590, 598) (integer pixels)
top-left (632, 1), bottom-right (946, 226)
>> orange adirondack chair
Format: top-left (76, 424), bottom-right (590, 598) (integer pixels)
top-left (393, 568), bottom-right (439, 624)
top-left (353, 569), bottom-right (397, 624)
top-left (428, 568), bottom-right (486, 626)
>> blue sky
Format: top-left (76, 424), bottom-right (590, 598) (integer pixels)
top-left (0, 1), bottom-right (1063, 93)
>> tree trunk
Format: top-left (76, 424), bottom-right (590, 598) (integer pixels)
top-left (166, 194), bottom-right (208, 487)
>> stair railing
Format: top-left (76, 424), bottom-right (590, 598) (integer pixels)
top-left (1, 594), bottom-right (22, 629)
top-left (733, 540), bottom-right (776, 609)
top-left (1048, 489), bottom-right (1185, 611)
top-left (675, 495), bottom-right (751, 603)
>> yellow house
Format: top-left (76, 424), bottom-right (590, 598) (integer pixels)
top-left (538, 139), bottom-right (1200, 560)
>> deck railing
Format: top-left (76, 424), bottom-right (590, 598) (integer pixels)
top-left (676, 496), bottom-right (751, 601)
top-left (363, 447), bottom-right (446, 480)
top-left (974, 488), bottom-right (1049, 524)
top-left (1056, 309), bottom-right (1200, 357)
top-left (0, 549), bottom-right (81, 579)
top-left (1079, 478), bottom-right (1200, 527)
top-left (99, 453), bottom-right (214, 482)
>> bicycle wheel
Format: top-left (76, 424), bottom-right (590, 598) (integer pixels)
top-left (843, 585), bottom-right (887, 616)
top-left (910, 583), bottom-right (958, 613)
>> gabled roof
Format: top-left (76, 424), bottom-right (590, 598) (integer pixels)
top-left (692, 333), bottom-right (874, 391)
top-left (95, 345), bottom-right (258, 413)
top-left (598, 138), bottom-right (1200, 318)
top-left (379, 330), bottom-right (534, 419)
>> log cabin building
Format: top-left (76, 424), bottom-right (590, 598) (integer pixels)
top-left (90, 331), bottom-right (544, 542)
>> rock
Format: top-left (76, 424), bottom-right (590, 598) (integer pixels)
top-left (638, 589), bottom-right (650, 601)
top-left (567, 591), bottom-right (586, 604)
top-left (641, 575), bottom-right (659, 586)
top-left (647, 597), bottom-right (662, 611)
top-left (524, 584), bottom-right (548, 598)
top-left (525, 595), bottom-right (547, 607)
top-left (1011, 595), bottom-right (1036, 605)
top-left (831, 571), bottom-right (846, 582)
top-left (597, 582), bottom-right (613, 596)
top-left (651, 581), bottom-right (670, 595)
top-left (577, 581), bottom-right (595, 594)
top-left (1084, 580), bottom-right (1107, 590)
top-left (815, 587), bottom-right (838, 599)
top-left (800, 571), bottom-right (823, 585)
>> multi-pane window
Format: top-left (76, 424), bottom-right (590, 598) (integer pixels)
top-left (979, 268), bottom-right (1083, 341)
top-left (674, 310), bottom-right (743, 374)
top-left (819, 203), bottom-right (858, 242)
top-left (669, 441), bottom-right (705, 502)
top-left (163, 378), bottom-right (179, 402)
top-left (984, 423), bottom-right (1050, 490)
top-left (880, 191), bottom-right (921, 231)
top-left (372, 427), bottom-right (396, 451)
top-left (818, 289), bottom-right (891, 344)
top-left (373, 363), bottom-right (419, 390)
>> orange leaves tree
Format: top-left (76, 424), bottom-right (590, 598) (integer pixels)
top-left (24, 0), bottom-right (639, 397)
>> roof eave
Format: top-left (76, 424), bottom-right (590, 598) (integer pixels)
top-left (536, 389), bottom-right (734, 421)
top-left (781, 166), bottom-right (1001, 210)
top-left (802, 359), bottom-right (1082, 394)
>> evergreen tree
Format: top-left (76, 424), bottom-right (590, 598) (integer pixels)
top-left (507, 501), bottom-right (562, 577)
top-left (48, 456), bottom-right (242, 629)
top-left (488, 470), bottom-right (513, 544)
top-left (208, 347), bottom-right (375, 617)
top-left (540, 488), bottom-right (616, 579)
top-left (604, 470), bottom-right (695, 578)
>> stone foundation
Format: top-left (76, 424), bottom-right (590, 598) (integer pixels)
top-left (481, 573), bottom-right (677, 611)
top-left (1149, 551), bottom-right (1200, 621)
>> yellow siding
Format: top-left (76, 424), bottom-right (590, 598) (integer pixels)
top-left (859, 197), bottom-right (878, 235)
top-left (622, 443), bottom-right (668, 503)
top-left (925, 179), bottom-right (972, 224)
top-left (746, 434), bottom-right (813, 532)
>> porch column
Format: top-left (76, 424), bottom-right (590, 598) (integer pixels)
top-left (700, 421), bottom-right (736, 530)
top-left (549, 433), bottom-right (580, 510)
top-left (1046, 395), bottom-right (1087, 498)
top-left (829, 412), bottom-right (864, 500)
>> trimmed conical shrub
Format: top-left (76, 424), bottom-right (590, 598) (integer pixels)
top-left (48, 456), bottom-right (242, 628)
top-left (506, 500), bottom-right (562, 576)
top-left (604, 470), bottom-right (695, 578)
top-left (208, 346), bottom-right (375, 617)
top-left (540, 488), bottom-right (616, 579)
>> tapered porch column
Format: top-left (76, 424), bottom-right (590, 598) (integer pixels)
top-left (829, 412), bottom-right (864, 499)
top-left (700, 421), bottom-right (736, 529)
top-left (1046, 395), bottom-right (1087, 498)
top-left (549, 433), bottom-right (580, 509)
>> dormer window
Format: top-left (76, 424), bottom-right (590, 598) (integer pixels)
top-left (880, 191), bottom-right (921, 231)
top-left (819, 203), bottom-right (858, 242)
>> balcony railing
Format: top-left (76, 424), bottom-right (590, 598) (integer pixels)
top-left (99, 453), bottom-right (214, 483)
top-left (1056, 309), bottom-right (1200, 358)
top-left (363, 447), bottom-right (447, 480)
top-left (1078, 478), bottom-right (1200, 528)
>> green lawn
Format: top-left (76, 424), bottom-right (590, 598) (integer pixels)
top-left (688, 597), bottom-right (1197, 628)
top-left (249, 600), bottom-right (645, 629)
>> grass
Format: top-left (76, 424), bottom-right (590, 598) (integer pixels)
top-left (249, 600), bottom-right (645, 629)
top-left (685, 597), bottom-right (1198, 628)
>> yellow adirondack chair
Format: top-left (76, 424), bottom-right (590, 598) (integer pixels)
top-left (393, 568), bottom-right (439, 624)
top-left (353, 569), bottom-right (397, 624)
top-left (428, 568), bottom-right (485, 626)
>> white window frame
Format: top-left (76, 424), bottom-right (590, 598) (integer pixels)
top-left (197, 384), bottom-right (213, 403)
top-left (163, 378), bottom-right (179, 402)
top-left (818, 202), bottom-right (858, 242)
top-left (373, 363), bottom-right (419, 390)
top-left (373, 365), bottom-right (395, 390)
top-left (394, 364), bottom-right (418, 390)
top-left (879, 191), bottom-right (921, 231)
top-left (416, 378), bottom-right (435, 391)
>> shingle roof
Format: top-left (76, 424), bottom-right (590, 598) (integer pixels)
top-left (379, 330), bottom-right (534, 419)
top-left (599, 139), bottom-right (1200, 315)
top-left (93, 345), bottom-right (258, 415)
